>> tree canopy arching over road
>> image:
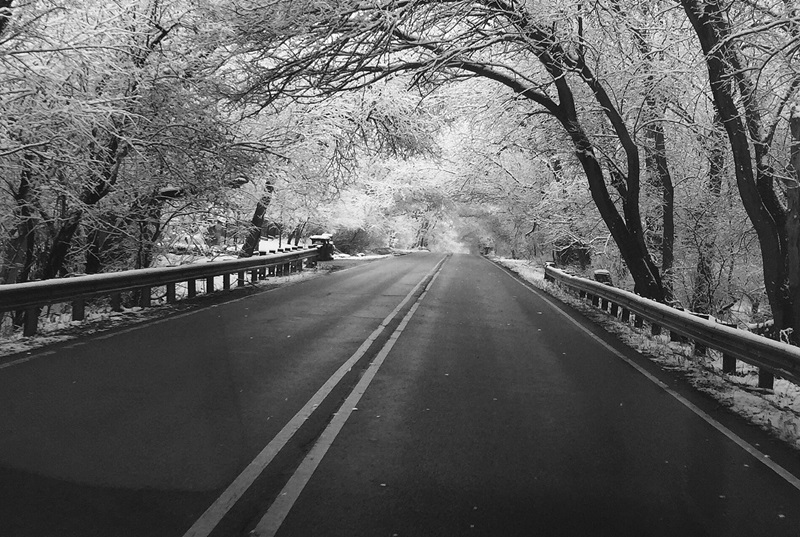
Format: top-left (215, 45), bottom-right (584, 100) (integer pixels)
top-left (1, 0), bottom-right (799, 340)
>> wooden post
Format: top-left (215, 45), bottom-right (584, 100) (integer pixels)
top-left (238, 271), bottom-right (245, 287)
top-left (719, 322), bottom-right (737, 374)
top-left (610, 303), bottom-right (619, 317)
top-left (251, 269), bottom-right (258, 282)
top-left (72, 298), bottom-right (85, 321)
top-left (691, 313), bottom-right (709, 355)
top-left (223, 273), bottom-right (231, 290)
top-left (651, 323), bottom-right (661, 336)
top-left (139, 286), bottom-right (151, 308)
top-left (722, 354), bottom-right (736, 374)
top-left (23, 307), bottom-right (38, 337)
top-left (601, 298), bottom-right (609, 311)
top-left (758, 369), bottom-right (774, 390)
top-left (111, 293), bottom-right (122, 312)
top-left (188, 279), bottom-right (197, 298)
top-left (167, 282), bottom-right (177, 303)
top-left (634, 316), bottom-right (644, 329)
top-left (206, 276), bottom-right (214, 293)
top-left (621, 308), bottom-right (630, 323)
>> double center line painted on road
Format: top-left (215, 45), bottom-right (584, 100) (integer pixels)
top-left (182, 255), bottom-right (449, 537)
top-left (250, 252), bottom-right (448, 537)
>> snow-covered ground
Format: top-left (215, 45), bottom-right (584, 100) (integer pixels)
top-left (493, 257), bottom-right (800, 451)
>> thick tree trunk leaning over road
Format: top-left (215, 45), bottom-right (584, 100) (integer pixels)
top-left (239, 182), bottom-right (275, 258)
top-left (683, 0), bottom-right (800, 341)
top-left (442, 4), bottom-right (668, 301)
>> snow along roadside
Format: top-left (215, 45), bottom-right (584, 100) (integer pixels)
top-left (493, 257), bottom-right (800, 452)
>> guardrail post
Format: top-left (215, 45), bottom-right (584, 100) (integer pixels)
top-left (188, 279), bottom-right (197, 299)
top-left (579, 290), bottom-right (586, 298)
top-left (223, 273), bottom-right (231, 290)
top-left (111, 293), bottom-right (122, 312)
top-left (651, 322), bottom-right (661, 336)
top-left (238, 271), bottom-right (245, 287)
top-left (206, 276), bottom-right (214, 293)
top-left (634, 315), bottom-right (644, 329)
top-left (690, 313), bottom-right (709, 355)
top-left (621, 308), bottom-right (630, 323)
top-left (722, 354), bottom-right (736, 374)
top-left (167, 282), bottom-right (177, 303)
top-left (591, 294), bottom-right (600, 307)
top-left (601, 298), bottom-right (609, 311)
top-left (610, 303), bottom-right (619, 317)
top-left (758, 369), bottom-right (774, 390)
top-left (72, 298), bottom-right (85, 321)
top-left (139, 287), bottom-right (151, 308)
top-left (23, 307), bottom-right (38, 337)
top-left (251, 269), bottom-right (258, 282)
top-left (718, 321), bottom-right (737, 374)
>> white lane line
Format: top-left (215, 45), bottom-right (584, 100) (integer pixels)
top-left (0, 356), bottom-right (35, 370)
top-left (250, 256), bottom-right (447, 537)
top-left (490, 259), bottom-right (800, 493)
top-left (182, 256), bottom-right (448, 537)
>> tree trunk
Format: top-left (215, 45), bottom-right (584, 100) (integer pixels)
top-left (40, 209), bottom-right (83, 279)
top-left (287, 221), bottom-right (307, 246)
top-left (566, 126), bottom-right (665, 300)
top-left (787, 108), bottom-right (800, 338)
top-left (683, 0), bottom-right (795, 340)
top-left (461, 52), bottom-right (666, 301)
top-left (631, 17), bottom-right (675, 301)
top-left (1, 162), bottom-right (37, 284)
top-left (691, 118), bottom-right (726, 313)
top-left (643, 115), bottom-right (675, 299)
top-left (239, 182), bottom-right (274, 257)
top-left (38, 137), bottom-right (128, 280)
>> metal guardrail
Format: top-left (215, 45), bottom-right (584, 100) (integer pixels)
top-left (545, 265), bottom-right (800, 388)
top-left (0, 247), bottom-right (319, 336)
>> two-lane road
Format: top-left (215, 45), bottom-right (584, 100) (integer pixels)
top-left (1, 253), bottom-right (799, 536)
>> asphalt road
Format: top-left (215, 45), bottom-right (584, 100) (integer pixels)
top-left (1, 253), bottom-right (800, 536)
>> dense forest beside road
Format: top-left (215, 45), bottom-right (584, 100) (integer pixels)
top-left (1, 0), bottom-right (799, 339)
